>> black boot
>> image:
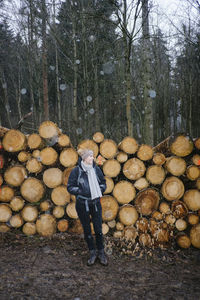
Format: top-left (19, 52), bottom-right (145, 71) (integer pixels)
top-left (98, 249), bottom-right (108, 266)
top-left (87, 250), bottom-right (97, 266)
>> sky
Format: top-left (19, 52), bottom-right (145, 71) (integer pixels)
top-left (2, 0), bottom-right (199, 42)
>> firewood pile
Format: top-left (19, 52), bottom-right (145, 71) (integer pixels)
top-left (0, 121), bottom-right (200, 250)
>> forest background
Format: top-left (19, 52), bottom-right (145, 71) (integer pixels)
top-left (0, 0), bottom-right (199, 146)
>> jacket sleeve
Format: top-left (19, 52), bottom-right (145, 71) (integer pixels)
top-left (96, 166), bottom-right (106, 194)
top-left (67, 167), bottom-right (79, 196)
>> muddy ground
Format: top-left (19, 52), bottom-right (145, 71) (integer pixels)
top-left (0, 232), bottom-right (200, 300)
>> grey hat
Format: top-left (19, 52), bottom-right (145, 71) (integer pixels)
top-left (79, 149), bottom-right (93, 161)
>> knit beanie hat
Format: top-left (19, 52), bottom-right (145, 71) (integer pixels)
top-left (79, 149), bottom-right (93, 161)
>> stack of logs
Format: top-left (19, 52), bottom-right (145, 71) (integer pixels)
top-left (0, 121), bottom-right (200, 250)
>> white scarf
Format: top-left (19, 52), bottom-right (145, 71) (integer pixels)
top-left (81, 161), bottom-right (102, 200)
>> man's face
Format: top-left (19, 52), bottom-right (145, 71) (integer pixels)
top-left (84, 154), bottom-right (94, 165)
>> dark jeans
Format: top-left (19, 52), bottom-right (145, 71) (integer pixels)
top-left (76, 198), bottom-right (104, 251)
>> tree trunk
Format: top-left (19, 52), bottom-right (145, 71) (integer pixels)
top-left (42, 0), bottom-right (49, 120)
top-left (142, 0), bottom-right (154, 145)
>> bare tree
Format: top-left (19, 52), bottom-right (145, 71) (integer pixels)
top-left (41, 0), bottom-right (49, 120)
top-left (111, 0), bottom-right (143, 136)
top-left (141, 0), bottom-right (154, 145)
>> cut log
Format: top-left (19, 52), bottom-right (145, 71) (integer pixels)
top-left (18, 151), bottom-right (31, 162)
top-left (151, 225), bottom-right (169, 243)
top-left (194, 137), bottom-right (200, 150)
top-left (165, 156), bottom-right (186, 176)
top-left (4, 165), bottom-right (27, 187)
top-left (152, 152), bottom-right (166, 165)
top-left (77, 139), bottom-right (99, 158)
top-left (51, 185), bottom-right (70, 206)
top-left (164, 214), bottom-right (176, 225)
top-left (188, 214), bottom-right (199, 225)
top-left (104, 176), bottom-right (114, 194)
top-left (170, 134), bottom-right (194, 157)
top-left (171, 200), bottom-right (188, 218)
top-left (27, 133), bottom-right (44, 150)
top-left (116, 222), bottom-right (124, 231)
top-left (161, 176), bottom-right (185, 201)
top-left (40, 200), bottom-right (52, 212)
top-left (186, 165), bottom-right (200, 181)
top-left (123, 158), bottom-right (146, 180)
top-left (134, 177), bottom-right (149, 191)
top-left (36, 214), bottom-right (57, 237)
top-left (113, 231), bottom-right (123, 238)
top-left (190, 223), bottom-right (200, 248)
top-left (0, 186), bottom-right (14, 202)
top-left (107, 220), bottom-right (116, 228)
top-left (0, 224), bottom-right (10, 233)
top-left (21, 178), bottom-right (45, 203)
top-left (102, 223), bottom-right (109, 235)
top-left (123, 226), bottom-right (138, 241)
top-left (43, 168), bottom-right (63, 188)
top-left (3, 129), bottom-right (26, 152)
top-left (93, 132), bottom-right (104, 143)
top-left (10, 196), bottom-right (25, 211)
top-left (183, 189), bottom-right (200, 211)
top-left (53, 206), bottom-right (65, 218)
top-left (0, 154), bottom-right (4, 169)
top-left (118, 204), bottom-right (138, 226)
top-left (57, 219), bottom-right (69, 232)
top-left (22, 222), bottom-right (36, 235)
top-left (196, 178), bottom-right (200, 190)
top-left (153, 136), bottom-right (172, 155)
top-left (137, 144), bottom-right (154, 161)
top-left (146, 165), bottom-right (165, 185)
top-left (0, 126), bottom-right (9, 138)
top-left (136, 217), bottom-right (149, 233)
top-left (134, 188), bottom-right (160, 216)
top-left (21, 205), bottom-right (38, 222)
top-left (68, 219), bottom-right (83, 234)
top-left (38, 121), bottom-right (60, 139)
top-left (103, 159), bottom-right (121, 178)
top-left (40, 147), bottom-right (58, 166)
top-left (159, 202), bottom-right (171, 214)
top-left (192, 154), bottom-right (200, 166)
top-left (116, 151), bottom-right (128, 163)
top-left (175, 219), bottom-right (187, 231)
top-left (58, 134), bottom-right (71, 147)
top-left (113, 180), bottom-right (136, 204)
top-left (0, 204), bottom-right (12, 222)
top-left (139, 233), bottom-right (152, 247)
top-left (152, 211), bottom-right (163, 221)
top-left (118, 136), bottom-right (138, 154)
top-left (9, 214), bottom-right (24, 228)
top-left (100, 196), bottom-right (119, 221)
top-left (26, 158), bottom-right (43, 173)
top-left (59, 148), bottom-right (78, 167)
top-left (32, 150), bottom-right (41, 159)
top-left (177, 234), bottom-right (191, 248)
top-left (0, 174), bottom-right (3, 186)
top-left (95, 155), bottom-right (106, 166)
top-left (66, 202), bottom-right (78, 219)
top-left (62, 167), bottom-right (73, 185)
top-left (99, 139), bottom-right (118, 159)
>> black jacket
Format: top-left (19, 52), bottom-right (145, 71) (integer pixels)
top-left (67, 158), bottom-right (106, 199)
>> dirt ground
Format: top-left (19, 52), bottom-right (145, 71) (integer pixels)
top-left (0, 232), bottom-right (200, 300)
